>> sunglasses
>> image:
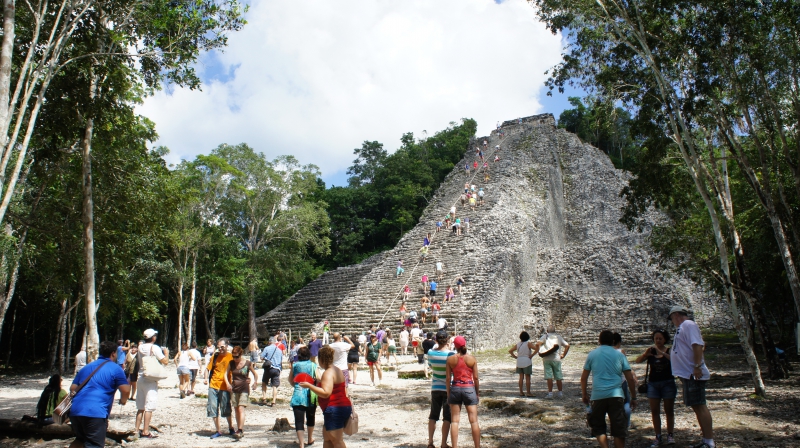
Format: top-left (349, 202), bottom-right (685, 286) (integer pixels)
top-left (233, 355), bottom-right (240, 359)
top-left (217, 346), bottom-right (226, 349)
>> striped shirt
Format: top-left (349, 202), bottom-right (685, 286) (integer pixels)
top-left (427, 348), bottom-right (455, 391)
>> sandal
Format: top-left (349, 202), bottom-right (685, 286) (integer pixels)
top-left (140, 432), bottom-right (158, 439)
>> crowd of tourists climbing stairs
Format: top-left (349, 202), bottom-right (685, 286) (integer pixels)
top-left (258, 118), bottom-right (536, 341)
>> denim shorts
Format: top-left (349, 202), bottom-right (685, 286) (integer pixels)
top-left (323, 405), bottom-right (352, 431)
top-left (647, 379), bottom-right (678, 400)
top-left (681, 377), bottom-right (707, 406)
top-left (448, 386), bottom-right (479, 406)
top-left (177, 366), bottom-right (190, 376)
top-left (207, 388), bottom-right (231, 418)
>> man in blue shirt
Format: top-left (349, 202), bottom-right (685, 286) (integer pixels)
top-left (429, 280), bottom-right (438, 297)
top-left (581, 330), bottom-right (636, 448)
top-left (260, 337), bottom-right (283, 406)
top-left (115, 340), bottom-right (129, 368)
top-left (71, 341), bottom-right (130, 448)
top-left (308, 332), bottom-right (322, 364)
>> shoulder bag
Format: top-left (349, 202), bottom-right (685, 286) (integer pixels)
top-left (343, 406), bottom-right (359, 436)
top-left (140, 345), bottom-right (168, 380)
top-left (53, 360), bottom-right (111, 424)
top-left (262, 346), bottom-right (275, 370)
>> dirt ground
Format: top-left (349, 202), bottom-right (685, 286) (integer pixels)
top-left (1, 337), bottom-right (798, 447)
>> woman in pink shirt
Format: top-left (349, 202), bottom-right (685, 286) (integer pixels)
top-left (421, 274), bottom-right (429, 293)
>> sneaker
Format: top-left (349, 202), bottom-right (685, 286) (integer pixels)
top-left (210, 432), bottom-right (223, 439)
top-left (649, 434), bottom-right (663, 447)
top-left (180, 390), bottom-right (185, 399)
top-left (235, 429), bottom-right (243, 438)
top-left (228, 427), bottom-right (236, 436)
top-left (545, 392), bottom-right (553, 399)
top-left (665, 434), bottom-right (675, 445)
top-left (555, 391), bottom-right (563, 398)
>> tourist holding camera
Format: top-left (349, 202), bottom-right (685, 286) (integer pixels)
top-left (635, 329), bottom-right (677, 447)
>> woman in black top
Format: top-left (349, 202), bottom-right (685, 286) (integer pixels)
top-left (635, 329), bottom-right (677, 447)
top-left (347, 334), bottom-right (360, 385)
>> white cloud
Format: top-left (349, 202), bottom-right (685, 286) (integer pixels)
top-left (137, 0), bottom-right (563, 184)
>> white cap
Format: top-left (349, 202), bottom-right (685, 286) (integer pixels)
top-left (143, 328), bottom-right (158, 338)
top-left (667, 305), bottom-right (689, 319)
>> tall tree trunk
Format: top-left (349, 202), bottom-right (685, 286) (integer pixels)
top-left (185, 253), bottom-right (197, 345)
top-left (0, 0), bottom-right (16, 139)
top-left (175, 277), bottom-right (184, 350)
top-left (55, 298), bottom-right (70, 373)
top-left (248, 285), bottom-right (257, 342)
top-left (81, 62), bottom-right (101, 362)
top-left (4, 303), bottom-right (14, 368)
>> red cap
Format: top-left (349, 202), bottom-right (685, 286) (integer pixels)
top-left (453, 335), bottom-right (467, 348)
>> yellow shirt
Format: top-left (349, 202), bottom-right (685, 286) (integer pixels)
top-left (206, 352), bottom-right (233, 390)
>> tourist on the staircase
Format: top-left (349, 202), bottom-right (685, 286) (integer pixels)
top-left (299, 346), bottom-right (352, 448)
top-left (473, 161), bottom-right (478, 171)
top-left (446, 335), bottom-right (481, 448)
top-left (455, 217), bottom-right (462, 235)
top-left (494, 154), bottom-right (500, 163)
top-left (366, 334), bottom-right (383, 386)
top-left (438, 316), bottom-right (448, 331)
top-left (427, 330), bottom-right (454, 448)
top-left (404, 284), bottom-right (411, 300)
top-left (613, 332), bottom-right (635, 428)
top-left (581, 330), bottom-right (636, 448)
top-left (224, 345), bottom-right (259, 439)
top-left (397, 258), bottom-right (405, 277)
top-left (260, 337), bottom-right (283, 406)
top-left (400, 327), bottom-right (410, 356)
top-left (465, 162), bottom-right (470, 176)
top-left (478, 188), bottom-right (485, 206)
top-left (668, 305), bottom-right (715, 448)
top-left (463, 217), bottom-right (470, 234)
top-left (460, 192), bottom-right (467, 207)
top-left (322, 321), bottom-right (331, 345)
top-left (422, 274), bottom-right (429, 293)
top-left (483, 171), bottom-right (490, 183)
top-left (444, 286), bottom-right (454, 303)
top-left (329, 333), bottom-right (355, 387)
top-left (455, 275), bottom-right (465, 294)
top-left (135, 329), bottom-right (168, 439)
top-left (464, 182), bottom-right (470, 193)
top-left (420, 295), bottom-right (430, 324)
top-left (432, 299), bottom-right (442, 321)
top-left (376, 326), bottom-right (386, 345)
top-left (634, 329), bottom-right (676, 447)
top-left (205, 338), bottom-right (234, 439)
top-left (419, 245), bottom-right (430, 262)
top-left (347, 334), bottom-right (361, 384)
top-left (429, 279), bottom-right (438, 298)
top-left (450, 205), bottom-right (456, 216)
top-left (399, 301), bottom-right (408, 324)
top-left (469, 195), bottom-right (476, 211)
top-left (289, 346), bottom-right (317, 448)
top-left (532, 325), bottom-right (570, 398)
top-left (436, 220), bottom-right (443, 233)
top-left (509, 331), bottom-right (535, 397)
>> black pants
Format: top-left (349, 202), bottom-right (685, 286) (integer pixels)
top-left (70, 415), bottom-right (107, 448)
top-left (293, 405), bottom-right (317, 431)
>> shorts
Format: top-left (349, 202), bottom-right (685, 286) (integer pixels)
top-left (323, 406), bottom-right (352, 431)
top-left (177, 366), bottom-right (190, 376)
top-left (136, 377), bottom-right (159, 412)
top-left (293, 405), bottom-right (317, 431)
top-left (231, 392), bottom-right (249, 408)
top-left (418, 354), bottom-right (425, 364)
top-left (543, 360), bottom-right (563, 380)
top-left (448, 386), bottom-right (479, 406)
top-left (207, 388), bottom-right (232, 418)
top-left (262, 367), bottom-right (281, 387)
top-left (429, 390), bottom-right (452, 422)
top-left (647, 379), bottom-right (678, 400)
top-left (516, 365), bottom-right (532, 375)
top-left (430, 290), bottom-right (436, 296)
top-left (347, 354), bottom-right (359, 364)
top-left (681, 377), bottom-right (707, 406)
top-left (127, 373), bottom-right (137, 384)
top-left (70, 416), bottom-right (107, 448)
top-left (190, 369), bottom-right (198, 382)
top-left (367, 360), bottom-right (380, 367)
top-left (588, 397), bottom-right (627, 439)
top-left (388, 345), bottom-right (397, 353)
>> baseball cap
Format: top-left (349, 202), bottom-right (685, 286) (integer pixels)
top-left (436, 330), bottom-right (449, 341)
top-left (453, 335), bottom-right (467, 348)
top-left (143, 328), bottom-right (158, 338)
top-left (667, 305), bottom-right (689, 319)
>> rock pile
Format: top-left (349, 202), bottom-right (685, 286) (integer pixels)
top-left (257, 114), bottom-right (729, 347)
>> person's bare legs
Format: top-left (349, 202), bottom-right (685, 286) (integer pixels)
top-left (664, 399), bottom-right (675, 434)
top-left (556, 380), bottom-right (563, 392)
top-left (518, 374), bottom-right (524, 395)
top-left (308, 424), bottom-right (315, 445)
top-left (296, 429), bottom-right (305, 448)
top-left (235, 406), bottom-right (245, 430)
top-left (142, 410), bottom-right (154, 435)
top-left (369, 364), bottom-right (376, 385)
top-left (130, 382), bottom-right (137, 400)
top-left (525, 374), bottom-right (531, 395)
top-left (595, 434), bottom-right (610, 448)
top-left (449, 404), bottom-right (461, 448)
top-left (261, 383), bottom-right (267, 404)
top-left (466, 405), bottom-right (480, 447)
top-left (692, 404), bottom-right (714, 439)
top-left (546, 379), bottom-right (554, 392)
top-left (441, 420), bottom-right (451, 448)
top-left (649, 398), bottom-right (662, 435)
top-left (271, 386), bottom-right (278, 406)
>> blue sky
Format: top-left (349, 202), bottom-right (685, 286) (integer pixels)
top-left (138, 0), bottom-right (582, 188)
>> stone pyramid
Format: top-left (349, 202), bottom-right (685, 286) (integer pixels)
top-left (256, 114), bottom-right (728, 349)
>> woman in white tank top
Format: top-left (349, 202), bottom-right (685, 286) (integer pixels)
top-left (508, 331), bottom-right (535, 397)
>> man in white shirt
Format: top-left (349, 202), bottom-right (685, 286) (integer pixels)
top-left (74, 346), bottom-right (87, 375)
top-left (437, 317), bottom-right (447, 330)
top-left (532, 325), bottom-right (570, 398)
top-left (187, 342), bottom-right (203, 395)
top-left (410, 323), bottom-right (422, 339)
top-left (435, 261), bottom-right (444, 281)
top-left (329, 333), bottom-right (355, 386)
top-left (669, 305), bottom-right (715, 448)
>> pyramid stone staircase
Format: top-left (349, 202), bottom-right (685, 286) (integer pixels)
top-left (257, 114), bottom-right (728, 349)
